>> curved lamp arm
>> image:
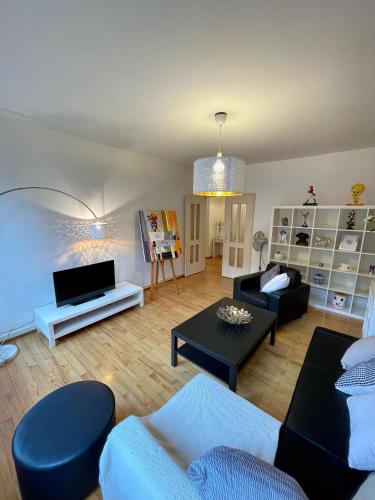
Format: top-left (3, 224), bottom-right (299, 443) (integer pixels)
top-left (0, 186), bottom-right (99, 220)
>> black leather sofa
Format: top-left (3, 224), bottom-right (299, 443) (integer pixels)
top-left (233, 263), bottom-right (310, 326)
top-left (275, 327), bottom-right (370, 499)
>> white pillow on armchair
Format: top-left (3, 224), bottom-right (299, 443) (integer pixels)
top-left (261, 273), bottom-right (290, 294)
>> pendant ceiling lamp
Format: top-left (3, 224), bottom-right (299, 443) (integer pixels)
top-left (193, 112), bottom-right (245, 196)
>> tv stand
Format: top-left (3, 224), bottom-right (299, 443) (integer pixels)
top-left (34, 281), bottom-right (144, 348)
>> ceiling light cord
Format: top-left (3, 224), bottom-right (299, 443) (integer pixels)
top-left (217, 124), bottom-right (223, 157)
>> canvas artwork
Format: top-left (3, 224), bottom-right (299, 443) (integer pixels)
top-left (138, 210), bottom-right (182, 262)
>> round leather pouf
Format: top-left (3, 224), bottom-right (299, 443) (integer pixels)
top-left (12, 381), bottom-right (115, 500)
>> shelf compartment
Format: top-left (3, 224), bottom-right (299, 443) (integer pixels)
top-left (308, 268), bottom-right (330, 288)
top-left (365, 209), bottom-right (375, 232)
top-left (270, 243), bottom-right (289, 263)
top-left (338, 208), bottom-right (367, 231)
top-left (351, 296), bottom-right (368, 319)
top-left (355, 275), bottom-right (372, 298)
top-left (292, 208), bottom-right (315, 229)
top-left (311, 229), bottom-right (335, 250)
top-left (314, 208), bottom-right (340, 229)
top-left (309, 248), bottom-right (332, 269)
top-left (332, 250), bottom-right (359, 274)
top-left (362, 232), bottom-right (375, 254)
top-left (309, 287), bottom-right (327, 308)
top-left (326, 290), bottom-right (353, 315)
top-left (335, 231), bottom-right (362, 252)
top-left (271, 226), bottom-right (291, 245)
top-left (329, 270), bottom-right (355, 295)
top-left (273, 208), bottom-right (293, 228)
top-left (288, 246), bottom-right (310, 267)
top-left (358, 253), bottom-right (375, 275)
top-left (291, 227), bottom-right (312, 247)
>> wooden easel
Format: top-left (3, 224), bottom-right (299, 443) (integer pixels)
top-left (150, 258), bottom-right (179, 299)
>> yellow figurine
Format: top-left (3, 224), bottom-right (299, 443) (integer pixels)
top-left (348, 183), bottom-right (366, 205)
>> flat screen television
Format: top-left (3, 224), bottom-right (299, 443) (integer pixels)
top-left (53, 260), bottom-right (115, 307)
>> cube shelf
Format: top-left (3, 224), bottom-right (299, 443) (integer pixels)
top-left (269, 205), bottom-right (375, 319)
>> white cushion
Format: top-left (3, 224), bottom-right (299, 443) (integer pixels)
top-left (347, 393), bottom-right (375, 471)
top-left (261, 273), bottom-right (290, 294)
top-left (341, 336), bottom-right (375, 370)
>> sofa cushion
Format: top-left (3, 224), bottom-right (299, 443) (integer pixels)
top-left (336, 358), bottom-right (375, 396)
top-left (188, 446), bottom-right (308, 500)
top-left (347, 393), bottom-right (375, 471)
top-left (260, 264), bottom-right (280, 290)
top-left (239, 289), bottom-right (269, 309)
top-left (266, 263), bottom-right (301, 288)
top-left (341, 336), bottom-right (375, 370)
top-left (262, 273), bottom-right (290, 294)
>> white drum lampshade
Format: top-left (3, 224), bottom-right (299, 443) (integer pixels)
top-left (193, 112), bottom-right (245, 196)
top-left (193, 155), bottom-right (245, 196)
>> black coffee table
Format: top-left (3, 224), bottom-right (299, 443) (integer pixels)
top-left (171, 297), bottom-right (277, 392)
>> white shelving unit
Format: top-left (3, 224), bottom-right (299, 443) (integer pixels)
top-left (34, 281), bottom-right (144, 347)
top-left (268, 206), bottom-right (375, 320)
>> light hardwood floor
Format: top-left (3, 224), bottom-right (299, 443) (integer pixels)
top-left (0, 258), bottom-right (362, 499)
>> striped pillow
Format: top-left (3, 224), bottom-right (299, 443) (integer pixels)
top-left (187, 446), bottom-right (308, 500)
top-left (335, 358), bottom-right (375, 396)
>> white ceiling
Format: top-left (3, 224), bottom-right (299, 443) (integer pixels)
top-left (1, 0), bottom-right (375, 166)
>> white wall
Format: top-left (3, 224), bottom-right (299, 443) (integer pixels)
top-left (205, 198), bottom-right (225, 257)
top-left (0, 116), bottom-right (192, 338)
top-left (246, 147), bottom-right (375, 272)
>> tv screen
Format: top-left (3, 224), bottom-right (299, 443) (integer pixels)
top-left (53, 260), bottom-right (115, 307)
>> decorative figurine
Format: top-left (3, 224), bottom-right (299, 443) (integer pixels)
top-left (347, 183), bottom-right (365, 206)
top-left (279, 230), bottom-right (287, 244)
top-left (299, 210), bottom-right (310, 227)
top-left (365, 215), bottom-right (375, 231)
top-left (296, 232), bottom-right (309, 246)
top-left (303, 185), bottom-right (318, 206)
top-left (333, 292), bottom-right (347, 310)
top-left (346, 210), bottom-right (356, 230)
top-left (281, 217), bottom-right (289, 226)
top-left (314, 236), bottom-right (333, 248)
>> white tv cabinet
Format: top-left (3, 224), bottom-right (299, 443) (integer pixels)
top-left (34, 281), bottom-right (144, 348)
top-left (268, 205), bottom-right (375, 320)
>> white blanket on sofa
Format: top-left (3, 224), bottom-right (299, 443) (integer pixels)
top-left (99, 374), bottom-right (281, 500)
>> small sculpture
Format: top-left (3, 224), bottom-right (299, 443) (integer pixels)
top-left (346, 210), bottom-right (356, 230)
top-left (279, 230), bottom-right (287, 244)
top-left (347, 183), bottom-right (365, 206)
top-left (281, 217), bottom-right (289, 226)
top-left (303, 185), bottom-right (318, 206)
top-left (365, 215), bottom-right (375, 231)
top-left (299, 210), bottom-right (309, 227)
top-left (296, 232), bottom-right (309, 246)
top-left (314, 236), bottom-right (333, 248)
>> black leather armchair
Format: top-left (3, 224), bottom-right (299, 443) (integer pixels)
top-left (233, 263), bottom-right (310, 326)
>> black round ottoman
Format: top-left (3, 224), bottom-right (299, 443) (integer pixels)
top-left (12, 380), bottom-right (115, 500)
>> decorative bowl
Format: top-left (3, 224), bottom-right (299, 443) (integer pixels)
top-left (216, 305), bottom-right (253, 326)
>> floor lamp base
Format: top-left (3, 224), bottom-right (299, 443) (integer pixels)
top-left (0, 344), bottom-right (19, 366)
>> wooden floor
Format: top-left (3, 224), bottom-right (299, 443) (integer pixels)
top-left (0, 257), bottom-right (362, 499)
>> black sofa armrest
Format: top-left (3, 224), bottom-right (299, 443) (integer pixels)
top-left (233, 272), bottom-right (263, 299)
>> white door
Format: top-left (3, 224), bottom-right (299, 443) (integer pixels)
top-left (222, 194), bottom-right (255, 278)
top-left (185, 195), bottom-right (207, 276)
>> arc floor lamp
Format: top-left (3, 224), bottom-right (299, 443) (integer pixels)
top-left (0, 185), bottom-right (106, 366)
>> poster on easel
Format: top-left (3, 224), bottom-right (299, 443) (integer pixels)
top-left (138, 210), bottom-right (182, 262)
